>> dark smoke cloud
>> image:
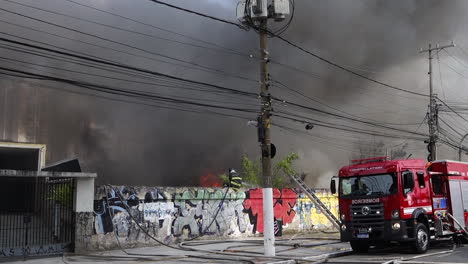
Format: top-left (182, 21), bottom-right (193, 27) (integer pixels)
top-left (1, 0), bottom-right (468, 187)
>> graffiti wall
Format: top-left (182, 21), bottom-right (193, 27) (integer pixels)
top-left (89, 186), bottom-right (337, 250)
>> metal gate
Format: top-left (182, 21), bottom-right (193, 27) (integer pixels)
top-left (0, 177), bottom-right (75, 257)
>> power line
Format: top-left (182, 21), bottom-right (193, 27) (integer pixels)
top-left (274, 35), bottom-right (428, 97)
top-left (0, 7), bottom-right (258, 83)
top-left (277, 110), bottom-right (421, 139)
top-left (62, 0), bottom-right (252, 56)
top-left (0, 72), bottom-right (255, 122)
top-left (0, 46), bottom-right (259, 104)
top-left (439, 118), bottom-right (464, 138)
top-left (276, 110), bottom-right (428, 140)
top-left (272, 97), bottom-right (428, 137)
top-left (0, 66), bottom-right (259, 114)
top-left (386, 114), bottom-right (428, 150)
top-left (4, 0), bottom-right (252, 58)
top-left (444, 49), bottom-right (468, 70)
top-left (0, 56), bottom-right (259, 108)
top-left (0, 29), bottom-right (430, 141)
top-left (274, 123), bottom-right (388, 154)
top-left (271, 78), bottom-right (422, 126)
top-left (0, 0), bottom-right (350, 89)
top-left (0, 42), bottom-right (260, 103)
top-left (437, 97), bottom-right (468, 124)
top-left (3, 33), bottom-right (423, 136)
top-left (0, 37), bottom-right (258, 97)
top-left (142, 0), bottom-right (430, 98)
top-left (2, 63), bottom-right (390, 156)
top-left (440, 57), bottom-right (468, 80)
top-left (10, 0), bottom-right (345, 90)
top-left (146, 0), bottom-right (247, 30)
top-left (0, 40), bottom-right (254, 96)
top-left (436, 51), bottom-right (447, 100)
top-left (275, 113), bottom-right (426, 140)
top-left (0, 19), bottom-right (257, 81)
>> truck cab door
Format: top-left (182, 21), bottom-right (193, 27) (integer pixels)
top-left (401, 170), bottom-right (432, 217)
top-left (401, 170), bottom-right (416, 216)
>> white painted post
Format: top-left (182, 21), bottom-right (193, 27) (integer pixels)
top-left (263, 187), bottom-right (275, 256)
top-left (74, 177), bottom-right (95, 212)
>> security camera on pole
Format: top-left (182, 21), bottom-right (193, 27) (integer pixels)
top-left (237, 0), bottom-right (290, 257)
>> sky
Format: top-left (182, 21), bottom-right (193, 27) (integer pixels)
top-left (1, 0), bottom-right (468, 187)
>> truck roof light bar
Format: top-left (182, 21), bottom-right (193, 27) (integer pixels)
top-left (350, 156), bottom-right (389, 165)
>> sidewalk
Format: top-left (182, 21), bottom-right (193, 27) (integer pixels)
top-left (4, 233), bottom-right (350, 264)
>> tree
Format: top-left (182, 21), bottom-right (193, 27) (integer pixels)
top-left (219, 152), bottom-right (300, 188)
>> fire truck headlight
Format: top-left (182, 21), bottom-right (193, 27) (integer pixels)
top-left (341, 224), bottom-right (347, 231)
top-left (392, 210), bottom-right (400, 218)
top-left (340, 214), bottom-right (346, 221)
top-left (392, 222), bottom-right (401, 230)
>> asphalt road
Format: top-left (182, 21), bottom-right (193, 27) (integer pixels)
top-left (3, 238), bottom-right (468, 263)
top-left (327, 240), bottom-right (468, 264)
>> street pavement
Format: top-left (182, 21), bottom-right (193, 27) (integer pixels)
top-left (2, 236), bottom-right (468, 263)
top-left (1, 236), bottom-right (351, 264)
top-left (328, 240), bottom-right (468, 264)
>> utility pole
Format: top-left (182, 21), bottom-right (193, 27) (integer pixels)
top-left (238, 0), bottom-right (290, 257)
top-left (420, 42), bottom-right (454, 161)
top-left (258, 17), bottom-right (275, 257)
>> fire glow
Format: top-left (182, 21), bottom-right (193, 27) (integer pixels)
top-left (199, 172), bottom-right (222, 187)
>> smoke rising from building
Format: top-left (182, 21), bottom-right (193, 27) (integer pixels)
top-left (1, 0), bottom-right (468, 186)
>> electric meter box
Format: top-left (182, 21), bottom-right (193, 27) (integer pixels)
top-left (273, 0), bottom-right (290, 21)
top-left (250, 0), bottom-right (268, 19)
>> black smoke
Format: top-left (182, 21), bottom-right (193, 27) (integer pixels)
top-left (1, 0), bottom-right (467, 186)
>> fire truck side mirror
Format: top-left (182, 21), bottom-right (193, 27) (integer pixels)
top-left (330, 179), bottom-right (336, 194)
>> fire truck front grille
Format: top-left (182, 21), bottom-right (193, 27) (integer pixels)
top-left (350, 203), bottom-right (384, 228)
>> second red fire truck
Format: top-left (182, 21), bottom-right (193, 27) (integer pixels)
top-left (331, 157), bottom-right (468, 253)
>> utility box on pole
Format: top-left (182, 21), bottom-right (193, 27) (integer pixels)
top-left (236, 1), bottom-right (248, 24)
top-left (272, 0), bottom-right (290, 21)
top-left (250, 0), bottom-right (268, 18)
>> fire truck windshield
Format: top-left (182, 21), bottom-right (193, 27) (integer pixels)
top-left (340, 173), bottom-right (397, 198)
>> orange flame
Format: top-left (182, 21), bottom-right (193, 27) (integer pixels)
top-left (199, 172), bottom-right (222, 187)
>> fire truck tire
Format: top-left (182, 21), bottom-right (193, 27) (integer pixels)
top-left (350, 241), bottom-right (369, 253)
top-left (413, 223), bottom-right (429, 253)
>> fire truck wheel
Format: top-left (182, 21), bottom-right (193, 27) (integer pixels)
top-left (350, 241), bottom-right (369, 253)
top-left (413, 223), bottom-right (429, 253)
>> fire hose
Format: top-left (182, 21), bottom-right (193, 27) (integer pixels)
top-left (446, 212), bottom-right (468, 239)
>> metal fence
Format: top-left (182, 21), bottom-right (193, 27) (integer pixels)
top-left (0, 177), bottom-right (75, 257)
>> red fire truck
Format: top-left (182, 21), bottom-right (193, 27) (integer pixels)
top-left (330, 157), bottom-right (468, 253)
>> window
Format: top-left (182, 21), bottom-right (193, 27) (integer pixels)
top-left (417, 172), bottom-right (425, 188)
top-left (340, 173), bottom-right (396, 197)
top-left (432, 175), bottom-right (443, 194)
top-left (402, 171), bottom-right (414, 195)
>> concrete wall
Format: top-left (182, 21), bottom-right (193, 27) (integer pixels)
top-left (87, 186), bottom-right (338, 251)
top-left (74, 177), bottom-right (96, 253)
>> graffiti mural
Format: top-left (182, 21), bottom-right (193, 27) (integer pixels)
top-left (243, 188), bottom-right (298, 233)
top-left (90, 186), bottom-right (337, 251)
top-left (295, 190), bottom-right (338, 230)
top-left (171, 188), bottom-right (249, 236)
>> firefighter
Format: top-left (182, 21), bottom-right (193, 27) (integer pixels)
top-left (228, 169), bottom-right (242, 191)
